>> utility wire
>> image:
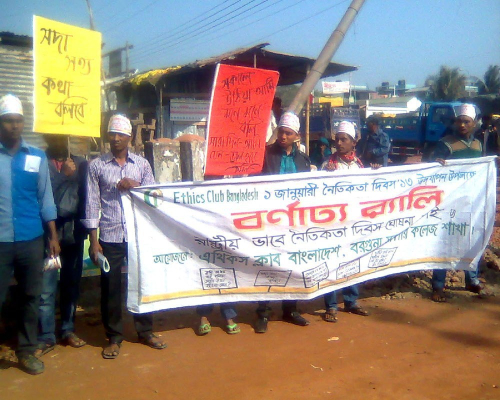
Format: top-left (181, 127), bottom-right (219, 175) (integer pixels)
top-left (128, 0), bottom-right (294, 65)
top-left (105, 0), bottom-right (240, 43)
top-left (129, 0), bottom-right (261, 58)
top-left (101, 0), bottom-right (164, 33)
top-left (132, 0), bottom-right (269, 60)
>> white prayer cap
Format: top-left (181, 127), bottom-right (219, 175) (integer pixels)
top-left (108, 114), bottom-right (132, 136)
top-left (337, 121), bottom-right (356, 139)
top-left (457, 103), bottom-right (476, 120)
top-left (0, 94), bottom-right (23, 117)
top-left (278, 111), bottom-right (300, 134)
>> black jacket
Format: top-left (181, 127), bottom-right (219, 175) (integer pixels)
top-left (47, 154), bottom-right (88, 244)
top-left (261, 142), bottom-right (311, 175)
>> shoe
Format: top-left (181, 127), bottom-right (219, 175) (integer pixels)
top-left (466, 283), bottom-right (483, 294)
top-left (34, 342), bottom-right (55, 358)
top-left (255, 317), bottom-right (268, 333)
top-left (344, 305), bottom-right (370, 316)
top-left (283, 311), bottom-right (310, 326)
top-left (18, 354), bottom-right (44, 375)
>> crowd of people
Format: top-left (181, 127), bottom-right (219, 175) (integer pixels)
top-left (0, 93), bottom-right (493, 375)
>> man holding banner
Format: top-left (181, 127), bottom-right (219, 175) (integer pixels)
top-left (0, 94), bottom-right (60, 375)
top-left (255, 111), bottom-right (312, 333)
top-left (430, 104), bottom-right (484, 302)
top-left (83, 115), bottom-right (167, 358)
top-left (321, 121), bottom-right (372, 322)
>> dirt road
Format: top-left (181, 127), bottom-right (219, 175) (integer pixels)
top-left (1, 290), bottom-right (499, 400)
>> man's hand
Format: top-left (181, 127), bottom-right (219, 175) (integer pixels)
top-left (89, 240), bottom-right (103, 266)
top-left (117, 178), bottom-right (140, 191)
top-left (370, 163), bottom-right (382, 169)
top-left (48, 237), bottom-right (61, 258)
top-left (435, 158), bottom-right (446, 166)
top-left (61, 158), bottom-right (77, 177)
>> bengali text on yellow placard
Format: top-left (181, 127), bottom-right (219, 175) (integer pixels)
top-left (33, 16), bottom-right (101, 137)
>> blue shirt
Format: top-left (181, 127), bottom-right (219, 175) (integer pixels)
top-left (279, 148), bottom-right (297, 174)
top-left (0, 139), bottom-right (57, 242)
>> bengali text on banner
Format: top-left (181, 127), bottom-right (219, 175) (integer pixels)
top-left (123, 158), bottom-right (496, 313)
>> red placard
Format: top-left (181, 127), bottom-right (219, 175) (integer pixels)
top-left (205, 64), bottom-right (279, 176)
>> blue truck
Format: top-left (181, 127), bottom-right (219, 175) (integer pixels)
top-left (378, 101), bottom-right (473, 161)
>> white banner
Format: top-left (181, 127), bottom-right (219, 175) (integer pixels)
top-left (322, 80), bottom-right (350, 94)
top-left (123, 158), bottom-right (496, 313)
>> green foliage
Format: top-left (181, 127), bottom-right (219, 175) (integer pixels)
top-left (426, 66), bottom-right (467, 101)
top-left (477, 65), bottom-right (500, 95)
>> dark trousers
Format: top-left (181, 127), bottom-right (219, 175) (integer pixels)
top-left (256, 300), bottom-right (298, 318)
top-left (197, 303), bottom-right (237, 320)
top-left (0, 237), bottom-right (44, 356)
top-left (100, 241), bottom-right (153, 344)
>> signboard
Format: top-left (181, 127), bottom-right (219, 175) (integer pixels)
top-left (123, 158), bottom-right (496, 313)
top-left (33, 16), bottom-right (101, 137)
top-left (170, 99), bottom-right (210, 122)
top-left (322, 81), bottom-right (350, 95)
top-left (205, 64), bottom-right (279, 176)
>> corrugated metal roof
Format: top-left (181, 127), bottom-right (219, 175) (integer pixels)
top-left (122, 43), bottom-right (358, 88)
top-left (0, 44), bottom-right (45, 148)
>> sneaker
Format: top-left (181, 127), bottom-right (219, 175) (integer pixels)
top-left (18, 354), bottom-right (44, 375)
top-left (282, 311), bottom-right (310, 326)
top-left (255, 317), bottom-right (268, 333)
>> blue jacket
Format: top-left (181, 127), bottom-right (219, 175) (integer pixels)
top-left (357, 128), bottom-right (391, 166)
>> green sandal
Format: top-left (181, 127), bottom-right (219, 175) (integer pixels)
top-left (226, 323), bottom-right (240, 335)
top-left (198, 323), bottom-right (211, 336)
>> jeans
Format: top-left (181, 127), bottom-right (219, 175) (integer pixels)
top-left (100, 241), bottom-right (153, 343)
top-left (432, 267), bottom-right (480, 290)
top-left (256, 300), bottom-right (298, 318)
top-left (0, 237), bottom-right (44, 356)
top-left (197, 303), bottom-right (237, 320)
top-left (324, 285), bottom-right (359, 310)
top-left (38, 241), bottom-right (84, 345)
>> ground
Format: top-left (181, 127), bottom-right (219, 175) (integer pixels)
top-left (1, 159), bottom-right (500, 400)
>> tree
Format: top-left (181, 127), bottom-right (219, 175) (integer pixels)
top-left (477, 65), bottom-right (500, 95)
top-left (426, 66), bottom-right (467, 101)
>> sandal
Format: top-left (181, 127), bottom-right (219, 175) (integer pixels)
top-left (344, 305), bottom-right (370, 316)
top-left (226, 323), bottom-right (240, 335)
top-left (61, 332), bottom-right (86, 348)
top-left (323, 309), bottom-right (338, 323)
top-left (198, 323), bottom-right (212, 336)
top-left (35, 342), bottom-right (55, 358)
top-left (431, 289), bottom-right (447, 303)
top-left (102, 342), bottom-right (121, 359)
top-left (139, 333), bottom-right (167, 350)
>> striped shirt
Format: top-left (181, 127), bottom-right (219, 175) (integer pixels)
top-left (82, 152), bottom-right (155, 243)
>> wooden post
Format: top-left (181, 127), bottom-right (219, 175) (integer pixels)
top-left (305, 64), bottom-right (311, 156)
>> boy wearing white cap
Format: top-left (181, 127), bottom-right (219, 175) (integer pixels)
top-left (82, 114), bottom-right (167, 358)
top-left (255, 111), bottom-right (311, 333)
top-left (0, 94), bottom-right (60, 374)
top-left (431, 103), bottom-right (483, 302)
top-left (320, 121), bottom-right (372, 321)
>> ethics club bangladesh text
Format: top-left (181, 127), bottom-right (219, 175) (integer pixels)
top-left (173, 188), bottom-right (259, 204)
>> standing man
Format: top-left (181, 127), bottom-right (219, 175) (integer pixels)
top-left (431, 104), bottom-right (483, 302)
top-left (357, 115), bottom-right (391, 166)
top-left (255, 111), bottom-right (311, 333)
top-left (0, 94), bottom-right (60, 374)
top-left (82, 115), bottom-right (167, 359)
top-left (37, 135), bottom-right (88, 357)
top-left (321, 121), bottom-right (372, 322)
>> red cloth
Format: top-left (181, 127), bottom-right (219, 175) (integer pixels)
top-left (325, 152), bottom-right (364, 170)
top-left (51, 159), bottom-right (64, 172)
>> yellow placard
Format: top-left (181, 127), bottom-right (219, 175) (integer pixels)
top-left (33, 16), bottom-right (101, 137)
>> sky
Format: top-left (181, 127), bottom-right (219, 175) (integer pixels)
top-left (3, 0), bottom-right (500, 90)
